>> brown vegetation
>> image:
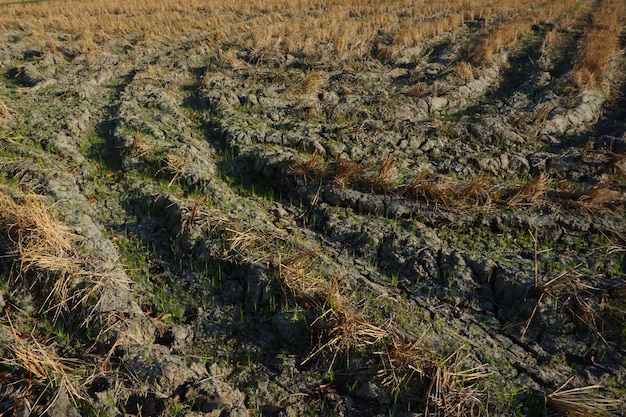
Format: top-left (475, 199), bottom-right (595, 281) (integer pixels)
top-left (281, 152), bottom-right (626, 213)
top-left (546, 378), bottom-right (622, 415)
top-left (378, 340), bottom-right (489, 416)
top-left (0, 191), bottom-right (88, 411)
top-left (3, 315), bottom-right (84, 404)
top-left (0, 98), bottom-right (15, 122)
top-left (0, 0), bottom-right (622, 80)
top-left (571, 0), bottom-right (626, 89)
top-left (507, 173), bottom-right (550, 207)
top-left (0, 191), bottom-right (79, 280)
top-left (467, 0), bottom-right (586, 64)
top-left (160, 152), bottom-right (186, 187)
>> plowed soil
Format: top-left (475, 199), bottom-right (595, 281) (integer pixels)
top-left (0, 0), bottom-right (625, 416)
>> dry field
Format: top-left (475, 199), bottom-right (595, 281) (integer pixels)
top-left (0, 0), bottom-right (625, 416)
top-left (0, 0), bottom-right (625, 87)
top-left (0, 0), bottom-right (623, 87)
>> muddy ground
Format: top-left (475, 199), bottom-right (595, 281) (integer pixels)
top-left (0, 15), bottom-right (626, 417)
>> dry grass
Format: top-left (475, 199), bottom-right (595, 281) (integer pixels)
top-left (128, 131), bottom-right (152, 158)
top-left (468, 0), bottom-right (587, 64)
top-left (224, 227), bottom-right (269, 261)
top-left (285, 154), bottom-right (399, 192)
top-left (0, 0), bottom-right (616, 97)
top-left (460, 171), bottom-right (491, 202)
top-left (521, 256), bottom-right (621, 344)
top-left (1, 315), bottom-right (85, 411)
top-left (0, 191), bottom-right (78, 272)
top-left (0, 194), bottom-right (136, 333)
top-left (372, 157), bottom-right (398, 193)
top-left (578, 142), bottom-right (626, 176)
top-left (456, 62), bottom-right (475, 81)
top-left (507, 173), bottom-right (549, 207)
top-left (0, 191), bottom-right (84, 321)
top-left (572, 182), bottom-right (623, 212)
top-left (532, 103), bottom-right (556, 126)
top-left (159, 152), bottom-right (186, 186)
top-left (408, 81), bottom-right (429, 97)
top-left (331, 160), bottom-right (371, 189)
top-left (256, 235), bottom-right (393, 371)
top-left (176, 193), bottom-right (211, 236)
top-left (0, 190), bottom-right (126, 325)
top-left (378, 339), bottom-right (489, 417)
top-left (221, 225), bottom-right (389, 372)
top-left (521, 229), bottom-right (618, 342)
top-left (285, 71), bottom-right (324, 95)
top-left (304, 300), bottom-right (389, 369)
top-left (215, 49), bottom-right (249, 71)
top-left (540, 0), bottom-right (593, 55)
top-left (0, 98), bottom-right (15, 121)
top-left (270, 249), bottom-right (324, 298)
top-left (422, 351), bottom-right (489, 417)
top-left (406, 173), bottom-right (458, 204)
top-left (378, 12), bottom-right (465, 60)
top-left (283, 150), bottom-right (325, 183)
top-left (0, 0), bottom-right (597, 65)
top-left (377, 327), bottom-right (436, 394)
top-left (546, 377), bottom-right (622, 415)
top-left (549, 180), bottom-right (624, 213)
top-left (406, 171), bottom-right (494, 207)
top-left (279, 154), bottom-right (622, 214)
top-left (571, 0), bottom-right (626, 89)
top-left (264, 238), bottom-right (491, 414)
top-left (610, 153), bottom-right (626, 176)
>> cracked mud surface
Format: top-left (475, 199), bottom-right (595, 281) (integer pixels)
top-left (0, 1), bottom-right (625, 416)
